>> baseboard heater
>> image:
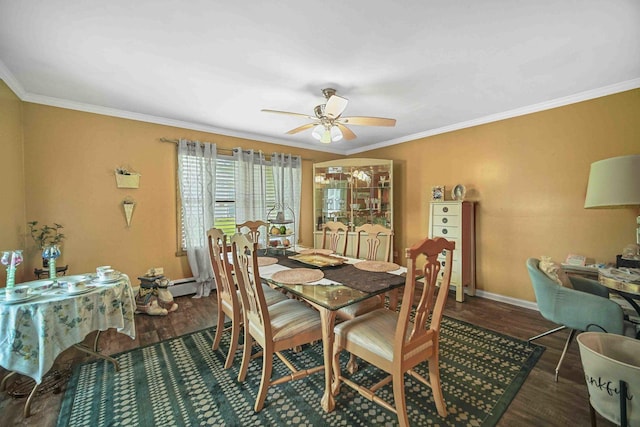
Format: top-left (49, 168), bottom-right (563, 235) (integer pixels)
top-left (168, 277), bottom-right (199, 297)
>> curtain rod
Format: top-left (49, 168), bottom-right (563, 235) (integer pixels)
top-left (160, 138), bottom-right (314, 162)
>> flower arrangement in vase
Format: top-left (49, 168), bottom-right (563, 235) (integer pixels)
top-left (27, 221), bottom-right (65, 267)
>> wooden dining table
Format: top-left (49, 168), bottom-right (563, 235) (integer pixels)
top-left (259, 249), bottom-right (408, 412)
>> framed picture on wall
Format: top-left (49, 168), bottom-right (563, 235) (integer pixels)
top-left (431, 185), bottom-right (445, 201)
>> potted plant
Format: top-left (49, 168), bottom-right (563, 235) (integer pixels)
top-left (27, 221), bottom-right (65, 267)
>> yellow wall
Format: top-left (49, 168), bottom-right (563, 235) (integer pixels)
top-left (361, 89), bottom-right (640, 301)
top-left (20, 103), bottom-right (340, 282)
top-left (2, 79), bottom-right (638, 303)
top-left (0, 80), bottom-right (26, 285)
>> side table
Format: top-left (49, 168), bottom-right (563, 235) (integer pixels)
top-left (34, 265), bottom-right (68, 279)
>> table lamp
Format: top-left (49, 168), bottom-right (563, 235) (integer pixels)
top-left (584, 154), bottom-right (640, 255)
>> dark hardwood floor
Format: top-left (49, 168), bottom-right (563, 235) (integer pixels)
top-left (0, 292), bottom-right (615, 426)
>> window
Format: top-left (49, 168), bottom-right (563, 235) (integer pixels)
top-left (177, 154), bottom-right (276, 252)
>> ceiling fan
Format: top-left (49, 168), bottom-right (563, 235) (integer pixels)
top-left (262, 88), bottom-right (396, 143)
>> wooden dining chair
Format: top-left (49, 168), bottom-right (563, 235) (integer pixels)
top-left (236, 220), bottom-right (269, 249)
top-left (354, 223), bottom-right (394, 262)
top-left (208, 228), bottom-right (286, 369)
top-left (321, 221), bottom-right (349, 256)
top-left (332, 236), bottom-right (455, 426)
top-left (337, 224), bottom-right (396, 320)
top-left (231, 233), bottom-right (324, 412)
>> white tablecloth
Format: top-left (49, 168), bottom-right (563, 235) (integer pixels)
top-left (0, 274), bottom-right (136, 383)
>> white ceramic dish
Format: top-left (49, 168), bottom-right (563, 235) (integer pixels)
top-left (28, 279), bottom-right (56, 292)
top-left (0, 292), bottom-right (41, 305)
top-left (94, 274), bottom-right (122, 284)
top-left (3, 284), bottom-right (31, 301)
top-left (56, 275), bottom-right (89, 285)
top-left (49, 285), bottom-right (96, 296)
top-left (67, 280), bottom-right (89, 293)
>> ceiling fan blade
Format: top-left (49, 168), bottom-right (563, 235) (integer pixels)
top-left (339, 116), bottom-right (396, 127)
top-left (336, 123), bottom-right (357, 140)
top-left (285, 123), bottom-right (316, 135)
top-left (324, 95), bottom-right (349, 118)
top-left (261, 109), bottom-right (316, 120)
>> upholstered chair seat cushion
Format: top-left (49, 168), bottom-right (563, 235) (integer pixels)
top-left (336, 296), bottom-right (383, 320)
top-left (335, 308), bottom-right (433, 362)
top-left (266, 299), bottom-right (322, 342)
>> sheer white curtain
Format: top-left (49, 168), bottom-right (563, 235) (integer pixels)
top-left (271, 153), bottom-right (302, 240)
top-left (178, 139), bottom-right (216, 297)
top-left (234, 147), bottom-right (267, 225)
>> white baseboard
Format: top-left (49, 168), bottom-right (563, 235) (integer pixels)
top-left (473, 289), bottom-right (539, 311)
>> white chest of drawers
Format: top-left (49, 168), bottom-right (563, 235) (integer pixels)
top-left (428, 201), bottom-right (476, 302)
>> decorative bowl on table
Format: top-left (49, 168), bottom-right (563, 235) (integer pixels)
top-left (289, 253), bottom-right (345, 267)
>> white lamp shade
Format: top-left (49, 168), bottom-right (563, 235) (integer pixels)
top-left (330, 126), bottom-right (343, 142)
top-left (311, 124), bottom-right (324, 141)
top-left (320, 129), bottom-right (332, 144)
top-left (584, 154), bottom-right (640, 208)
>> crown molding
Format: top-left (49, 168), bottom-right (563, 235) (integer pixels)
top-left (20, 92), bottom-right (348, 155)
top-left (3, 54), bottom-right (637, 158)
top-left (0, 60), bottom-right (27, 98)
top-left (347, 78), bottom-right (640, 155)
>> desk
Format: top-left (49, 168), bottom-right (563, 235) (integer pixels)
top-left (599, 272), bottom-right (640, 318)
top-left (261, 252), bottom-right (407, 412)
top-left (0, 273), bottom-right (136, 416)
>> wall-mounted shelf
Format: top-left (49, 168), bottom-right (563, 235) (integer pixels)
top-left (115, 167), bottom-right (141, 189)
top-left (115, 173), bottom-right (140, 188)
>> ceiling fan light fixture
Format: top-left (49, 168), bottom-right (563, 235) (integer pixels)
top-left (320, 129), bottom-right (332, 144)
top-left (262, 88), bottom-right (396, 143)
top-left (311, 124), bottom-right (324, 140)
top-left (330, 125), bottom-right (343, 142)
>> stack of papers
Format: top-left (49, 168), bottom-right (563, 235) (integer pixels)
top-left (598, 267), bottom-right (640, 283)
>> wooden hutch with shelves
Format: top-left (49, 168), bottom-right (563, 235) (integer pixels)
top-left (312, 158), bottom-right (393, 261)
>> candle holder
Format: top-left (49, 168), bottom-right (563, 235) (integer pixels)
top-left (1, 250), bottom-right (23, 288)
top-left (42, 245), bottom-right (61, 281)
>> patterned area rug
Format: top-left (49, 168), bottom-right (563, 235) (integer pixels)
top-left (57, 316), bottom-right (544, 426)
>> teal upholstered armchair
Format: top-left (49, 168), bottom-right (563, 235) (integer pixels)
top-left (526, 258), bottom-right (625, 382)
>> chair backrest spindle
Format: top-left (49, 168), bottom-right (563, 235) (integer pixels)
top-left (321, 221), bottom-right (349, 255)
top-left (355, 223), bottom-right (393, 261)
top-left (236, 220), bottom-right (269, 247)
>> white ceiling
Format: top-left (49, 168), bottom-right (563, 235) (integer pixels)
top-left (1, 1), bottom-right (639, 155)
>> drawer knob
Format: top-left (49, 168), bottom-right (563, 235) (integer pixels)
top-left (442, 228), bottom-right (448, 234)
top-left (442, 218), bottom-right (448, 224)
top-left (441, 250), bottom-right (447, 256)
top-left (443, 207), bottom-right (449, 213)
top-left (441, 261), bottom-right (446, 267)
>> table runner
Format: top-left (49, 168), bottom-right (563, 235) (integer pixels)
top-left (272, 254), bottom-right (405, 293)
